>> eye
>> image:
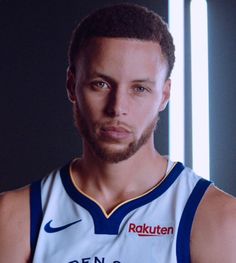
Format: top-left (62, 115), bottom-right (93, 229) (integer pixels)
top-left (91, 81), bottom-right (110, 90)
top-left (133, 85), bottom-right (149, 94)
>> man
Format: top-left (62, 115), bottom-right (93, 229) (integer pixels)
top-left (0, 3), bottom-right (236, 263)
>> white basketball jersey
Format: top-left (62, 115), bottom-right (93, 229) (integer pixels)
top-left (30, 160), bottom-right (211, 263)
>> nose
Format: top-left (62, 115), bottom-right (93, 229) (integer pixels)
top-left (105, 87), bottom-right (129, 117)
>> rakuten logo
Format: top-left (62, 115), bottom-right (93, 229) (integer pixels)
top-left (128, 223), bottom-right (174, 237)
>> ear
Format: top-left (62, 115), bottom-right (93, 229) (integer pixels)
top-left (66, 67), bottom-right (76, 103)
top-left (159, 79), bottom-right (171, 112)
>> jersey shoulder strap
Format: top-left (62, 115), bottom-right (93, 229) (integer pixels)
top-left (176, 178), bottom-right (212, 262)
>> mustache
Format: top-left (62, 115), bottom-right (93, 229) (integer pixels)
top-left (73, 103), bottom-right (134, 133)
top-left (96, 120), bottom-right (133, 133)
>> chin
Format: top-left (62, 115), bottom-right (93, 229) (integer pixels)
top-left (90, 140), bottom-right (140, 163)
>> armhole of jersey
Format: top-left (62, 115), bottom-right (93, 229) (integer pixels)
top-left (176, 178), bottom-right (212, 263)
top-left (30, 180), bottom-right (43, 259)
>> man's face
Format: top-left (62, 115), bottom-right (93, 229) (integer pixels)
top-left (68, 37), bottom-right (170, 163)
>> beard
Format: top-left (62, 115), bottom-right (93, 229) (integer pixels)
top-left (73, 103), bottom-right (159, 163)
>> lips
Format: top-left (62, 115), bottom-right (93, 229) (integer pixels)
top-left (102, 126), bottom-right (131, 133)
top-left (100, 126), bottom-right (132, 140)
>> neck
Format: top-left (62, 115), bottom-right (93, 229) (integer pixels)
top-left (71, 137), bottom-right (168, 213)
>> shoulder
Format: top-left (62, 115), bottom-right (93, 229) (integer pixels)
top-left (191, 185), bottom-right (236, 263)
top-left (0, 186), bottom-right (31, 262)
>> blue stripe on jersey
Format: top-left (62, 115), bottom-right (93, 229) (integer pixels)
top-left (176, 178), bottom-right (212, 263)
top-left (30, 180), bottom-right (43, 258)
top-left (60, 161), bottom-right (185, 235)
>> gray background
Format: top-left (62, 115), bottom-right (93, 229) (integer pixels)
top-left (0, 0), bottom-right (235, 195)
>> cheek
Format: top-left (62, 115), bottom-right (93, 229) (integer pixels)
top-left (77, 91), bottom-right (105, 121)
top-left (135, 99), bottom-right (160, 120)
top-left (133, 105), bottom-right (159, 134)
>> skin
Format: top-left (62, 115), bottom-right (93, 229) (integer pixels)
top-left (0, 37), bottom-right (236, 262)
top-left (0, 187), bottom-right (30, 262)
top-left (67, 38), bottom-right (171, 211)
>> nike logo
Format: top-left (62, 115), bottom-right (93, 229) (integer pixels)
top-left (44, 219), bottom-right (82, 233)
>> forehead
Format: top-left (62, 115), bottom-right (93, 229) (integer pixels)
top-left (76, 37), bottom-right (168, 80)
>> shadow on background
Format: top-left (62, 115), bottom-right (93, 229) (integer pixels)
top-left (0, 0), bottom-right (168, 191)
top-left (0, 0), bottom-right (235, 195)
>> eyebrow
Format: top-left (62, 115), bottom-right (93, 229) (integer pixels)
top-left (90, 71), bottom-right (156, 85)
top-left (90, 72), bottom-right (115, 84)
top-left (131, 79), bottom-right (156, 85)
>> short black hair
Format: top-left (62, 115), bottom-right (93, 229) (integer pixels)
top-left (68, 3), bottom-right (175, 78)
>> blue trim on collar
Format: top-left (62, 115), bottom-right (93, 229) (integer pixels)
top-left (30, 180), bottom-right (43, 259)
top-left (60, 161), bottom-right (185, 235)
top-left (176, 178), bottom-right (212, 263)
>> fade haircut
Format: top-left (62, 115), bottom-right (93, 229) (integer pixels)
top-left (68, 3), bottom-right (175, 79)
